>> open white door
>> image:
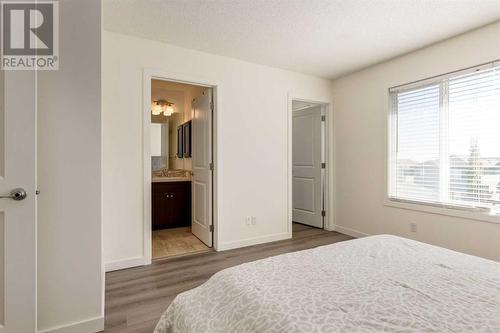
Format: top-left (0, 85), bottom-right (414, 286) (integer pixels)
top-left (191, 89), bottom-right (213, 247)
top-left (0, 71), bottom-right (37, 332)
top-left (292, 106), bottom-right (323, 228)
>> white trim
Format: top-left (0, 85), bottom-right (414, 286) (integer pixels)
top-left (386, 90), bottom-right (396, 201)
top-left (384, 198), bottom-right (500, 224)
top-left (331, 225), bottom-right (368, 238)
top-left (218, 232), bottom-right (290, 251)
top-left (37, 316), bottom-right (104, 333)
top-left (105, 256), bottom-right (145, 272)
top-left (99, 0), bottom-right (105, 322)
top-left (287, 94), bottom-right (335, 232)
top-left (142, 71), bottom-right (152, 266)
top-left (142, 68), bottom-right (220, 268)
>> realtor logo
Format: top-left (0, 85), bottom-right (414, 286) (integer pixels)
top-left (1, 1), bottom-right (59, 70)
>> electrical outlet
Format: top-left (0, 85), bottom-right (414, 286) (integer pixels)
top-left (251, 216), bottom-right (257, 225)
top-left (410, 222), bottom-right (417, 233)
top-left (245, 216), bottom-right (252, 226)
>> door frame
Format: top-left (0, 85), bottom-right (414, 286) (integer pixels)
top-left (142, 69), bottom-right (219, 265)
top-left (287, 94), bottom-right (335, 235)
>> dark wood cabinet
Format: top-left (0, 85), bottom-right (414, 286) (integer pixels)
top-left (152, 181), bottom-right (191, 230)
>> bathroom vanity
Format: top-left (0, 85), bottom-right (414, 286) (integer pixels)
top-left (152, 176), bottom-right (191, 230)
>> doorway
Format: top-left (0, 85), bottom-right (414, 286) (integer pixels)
top-left (145, 76), bottom-right (216, 261)
top-left (291, 99), bottom-right (329, 232)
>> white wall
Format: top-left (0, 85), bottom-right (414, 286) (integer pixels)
top-left (37, 0), bottom-right (103, 332)
top-left (103, 31), bottom-right (333, 267)
top-left (332, 22), bottom-right (500, 262)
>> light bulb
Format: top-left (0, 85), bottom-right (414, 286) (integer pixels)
top-left (165, 105), bottom-right (174, 115)
top-left (152, 103), bottom-right (162, 115)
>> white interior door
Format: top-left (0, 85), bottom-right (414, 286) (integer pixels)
top-left (191, 89), bottom-right (213, 247)
top-left (0, 71), bottom-right (37, 332)
top-left (292, 106), bottom-right (323, 228)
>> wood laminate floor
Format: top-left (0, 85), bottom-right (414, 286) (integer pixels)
top-left (152, 227), bottom-right (210, 259)
top-left (104, 223), bottom-right (352, 333)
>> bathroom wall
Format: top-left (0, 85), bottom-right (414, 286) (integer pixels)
top-left (151, 80), bottom-right (205, 171)
top-left (151, 84), bottom-right (184, 171)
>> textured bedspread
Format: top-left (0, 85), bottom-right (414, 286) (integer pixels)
top-left (154, 235), bottom-right (500, 332)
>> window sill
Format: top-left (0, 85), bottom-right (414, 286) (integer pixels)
top-left (384, 198), bottom-right (500, 225)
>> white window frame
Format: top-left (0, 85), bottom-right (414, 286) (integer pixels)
top-left (385, 60), bottom-right (500, 224)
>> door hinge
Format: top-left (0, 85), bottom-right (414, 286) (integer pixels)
top-left (210, 101), bottom-right (214, 111)
top-left (209, 225), bottom-right (214, 232)
top-left (321, 162), bottom-right (326, 169)
top-left (321, 210), bottom-right (326, 217)
top-left (321, 115), bottom-right (326, 121)
top-left (209, 162), bottom-right (214, 171)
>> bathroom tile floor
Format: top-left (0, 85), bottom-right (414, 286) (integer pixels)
top-left (152, 227), bottom-right (210, 259)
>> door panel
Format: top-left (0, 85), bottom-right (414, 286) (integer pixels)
top-left (293, 177), bottom-right (315, 212)
top-left (292, 106), bottom-right (323, 228)
top-left (0, 70), bottom-right (37, 332)
top-left (193, 182), bottom-right (206, 224)
top-left (191, 89), bottom-right (212, 247)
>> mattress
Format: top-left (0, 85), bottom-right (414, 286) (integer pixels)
top-left (154, 235), bottom-right (500, 332)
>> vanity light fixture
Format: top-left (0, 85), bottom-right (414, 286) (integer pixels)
top-left (151, 103), bottom-right (163, 115)
top-left (151, 99), bottom-right (175, 116)
top-left (164, 104), bottom-right (174, 116)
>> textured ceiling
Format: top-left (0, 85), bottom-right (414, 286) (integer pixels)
top-left (104, 0), bottom-right (500, 79)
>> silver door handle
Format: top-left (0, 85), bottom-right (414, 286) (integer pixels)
top-left (0, 188), bottom-right (27, 201)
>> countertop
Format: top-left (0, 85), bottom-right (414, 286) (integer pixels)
top-left (152, 169), bottom-right (192, 183)
top-left (152, 176), bottom-right (191, 183)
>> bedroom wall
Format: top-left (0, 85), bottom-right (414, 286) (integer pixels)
top-left (37, 0), bottom-right (103, 332)
top-left (102, 31), bottom-right (333, 269)
top-left (332, 22), bottom-right (500, 261)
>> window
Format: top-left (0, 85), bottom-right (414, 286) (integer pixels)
top-left (389, 61), bottom-right (500, 214)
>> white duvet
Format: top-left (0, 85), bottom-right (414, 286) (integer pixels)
top-left (154, 235), bottom-right (500, 333)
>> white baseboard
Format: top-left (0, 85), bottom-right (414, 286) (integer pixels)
top-left (331, 224), bottom-right (369, 238)
top-left (219, 232), bottom-right (291, 251)
top-left (105, 256), bottom-right (145, 272)
top-left (38, 316), bottom-right (104, 333)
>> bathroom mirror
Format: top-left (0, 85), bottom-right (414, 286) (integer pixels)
top-left (151, 111), bottom-right (186, 172)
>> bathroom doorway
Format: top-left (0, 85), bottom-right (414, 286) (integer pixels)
top-left (145, 75), bottom-right (216, 261)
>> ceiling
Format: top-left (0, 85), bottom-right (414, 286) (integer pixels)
top-left (104, 0), bottom-right (500, 79)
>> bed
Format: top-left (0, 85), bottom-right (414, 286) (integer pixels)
top-left (154, 235), bottom-right (500, 332)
